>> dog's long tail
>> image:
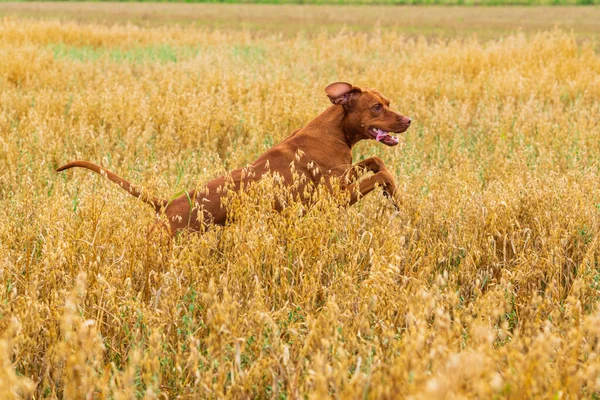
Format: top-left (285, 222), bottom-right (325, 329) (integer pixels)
top-left (56, 160), bottom-right (168, 212)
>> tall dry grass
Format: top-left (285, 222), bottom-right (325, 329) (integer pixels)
top-left (0, 16), bottom-right (600, 398)
top-left (4, 3), bottom-right (600, 42)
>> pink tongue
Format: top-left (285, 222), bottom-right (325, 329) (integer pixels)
top-left (376, 130), bottom-right (388, 142)
top-left (374, 128), bottom-right (399, 146)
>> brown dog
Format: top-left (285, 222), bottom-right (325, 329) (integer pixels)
top-left (57, 82), bottom-right (411, 235)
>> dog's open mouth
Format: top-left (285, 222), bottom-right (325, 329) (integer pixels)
top-left (368, 127), bottom-right (399, 146)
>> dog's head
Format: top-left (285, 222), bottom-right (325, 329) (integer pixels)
top-left (325, 82), bottom-right (411, 147)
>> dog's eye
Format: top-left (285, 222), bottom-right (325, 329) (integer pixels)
top-left (372, 104), bottom-right (382, 112)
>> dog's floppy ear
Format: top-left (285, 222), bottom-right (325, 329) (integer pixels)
top-left (325, 82), bottom-right (362, 106)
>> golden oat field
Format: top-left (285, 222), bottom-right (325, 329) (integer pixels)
top-left (1, 3), bottom-right (600, 399)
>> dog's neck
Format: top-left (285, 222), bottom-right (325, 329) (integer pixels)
top-left (306, 105), bottom-right (365, 149)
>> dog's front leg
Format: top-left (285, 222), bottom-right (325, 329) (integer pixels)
top-left (345, 170), bottom-right (399, 209)
top-left (341, 156), bottom-right (391, 184)
top-left (341, 157), bottom-right (399, 209)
